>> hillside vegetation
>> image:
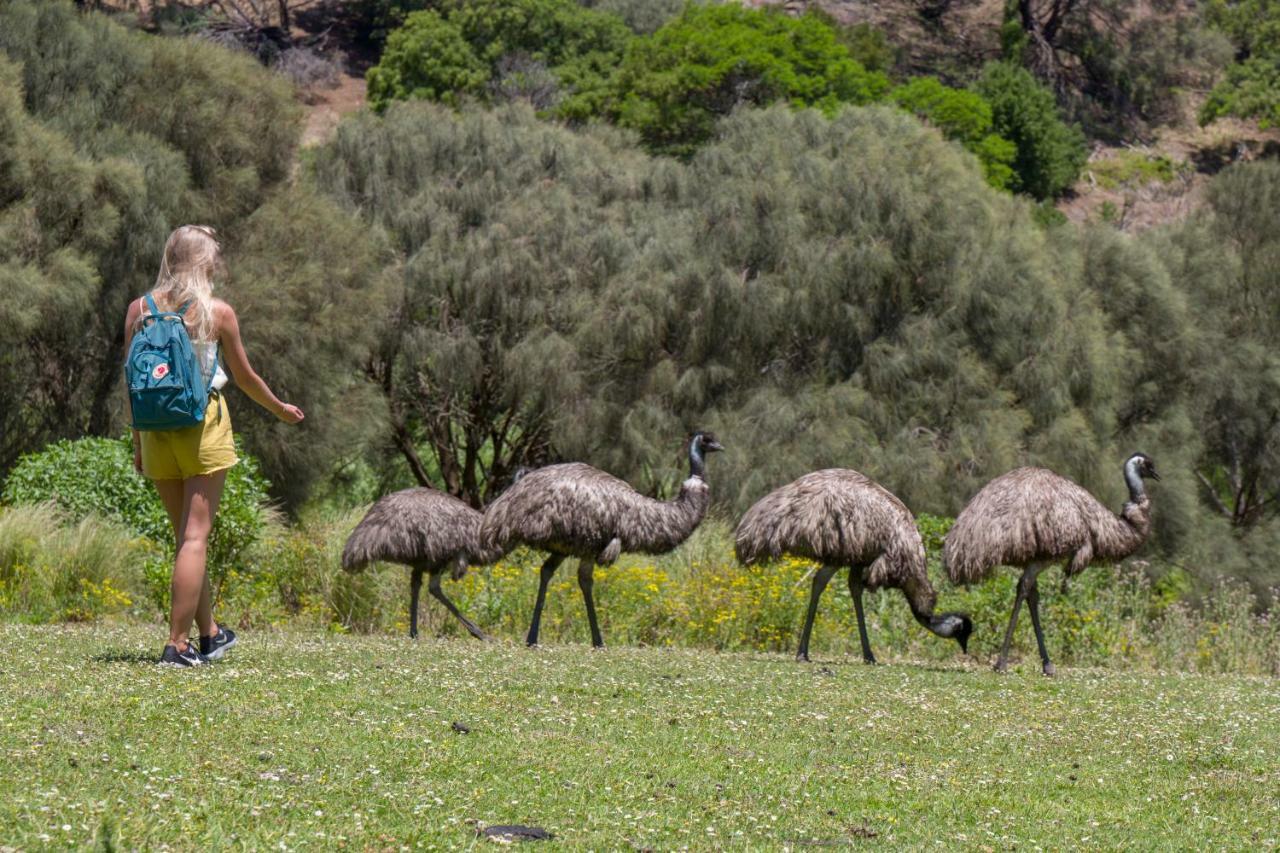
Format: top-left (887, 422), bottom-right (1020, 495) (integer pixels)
top-left (3, 0), bottom-right (1280, 636)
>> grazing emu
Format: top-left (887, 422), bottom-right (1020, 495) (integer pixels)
top-left (479, 431), bottom-right (724, 647)
top-left (735, 469), bottom-right (972, 664)
top-left (342, 488), bottom-right (500, 640)
top-left (944, 452), bottom-right (1160, 676)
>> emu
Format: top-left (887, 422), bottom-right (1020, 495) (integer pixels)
top-left (479, 431), bottom-right (724, 648)
top-left (342, 488), bottom-right (499, 640)
top-left (944, 452), bottom-right (1160, 676)
top-left (735, 469), bottom-right (972, 664)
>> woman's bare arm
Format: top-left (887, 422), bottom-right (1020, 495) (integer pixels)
top-left (216, 301), bottom-right (304, 423)
top-left (123, 298), bottom-right (145, 471)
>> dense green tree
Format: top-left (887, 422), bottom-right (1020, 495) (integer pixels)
top-left (364, 0), bottom-right (633, 116)
top-left (890, 77), bottom-right (1016, 189)
top-left (366, 10), bottom-right (489, 110)
top-left (976, 62), bottom-right (1087, 199)
top-left (609, 5), bottom-right (889, 156)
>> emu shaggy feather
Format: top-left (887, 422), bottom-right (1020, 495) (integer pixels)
top-left (479, 463), bottom-right (711, 562)
top-left (341, 487), bottom-right (499, 640)
top-left (735, 468), bottom-right (936, 615)
top-left (342, 488), bottom-right (498, 579)
top-left (943, 467), bottom-right (1151, 584)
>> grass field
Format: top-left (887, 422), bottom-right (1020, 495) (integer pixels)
top-left (2, 623), bottom-right (1277, 849)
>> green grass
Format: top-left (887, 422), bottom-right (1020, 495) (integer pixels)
top-left (2, 624), bottom-right (1278, 848)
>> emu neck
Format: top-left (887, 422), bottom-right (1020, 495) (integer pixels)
top-left (901, 576), bottom-right (938, 628)
top-left (1123, 458), bottom-right (1146, 503)
top-left (688, 441), bottom-right (706, 480)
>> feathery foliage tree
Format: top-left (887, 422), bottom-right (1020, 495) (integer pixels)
top-left (1170, 162), bottom-right (1280, 532)
top-left (311, 104), bottom-right (656, 507)
top-left (307, 101), bottom-right (1193, 535)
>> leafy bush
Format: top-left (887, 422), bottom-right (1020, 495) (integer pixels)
top-left (976, 62), bottom-right (1088, 199)
top-left (0, 504), bottom-right (151, 623)
top-left (890, 77), bottom-right (1016, 189)
top-left (608, 5), bottom-right (889, 156)
top-left (366, 10), bottom-right (489, 110)
top-left (364, 0), bottom-right (633, 114)
top-left (1201, 56), bottom-right (1280, 128)
top-left (2, 437), bottom-right (272, 608)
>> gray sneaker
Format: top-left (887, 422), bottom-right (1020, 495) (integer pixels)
top-left (159, 643), bottom-right (208, 667)
top-left (199, 627), bottom-right (237, 660)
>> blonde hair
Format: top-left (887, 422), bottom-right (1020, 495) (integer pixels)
top-left (151, 225), bottom-right (220, 342)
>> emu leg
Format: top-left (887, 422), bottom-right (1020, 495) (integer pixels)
top-left (526, 554), bottom-right (564, 647)
top-left (577, 558), bottom-right (605, 648)
top-left (796, 565), bottom-right (838, 662)
top-left (1026, 578), bottom-right (1055, 677)
top-left (848, 566), bottom-right (876, 665)
top-left (996, 564), bottom-right (1040, 673)
top-left (428, 571), bottom-right (489, 642)
top-left (409, 565), bottom-right (425, 640)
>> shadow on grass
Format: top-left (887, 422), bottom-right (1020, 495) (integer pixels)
top-left (91, 650), bottom-right (158, 665)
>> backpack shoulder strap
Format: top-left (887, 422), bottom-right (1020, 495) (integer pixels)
top-left (143, 292), bottom-right (159, 316)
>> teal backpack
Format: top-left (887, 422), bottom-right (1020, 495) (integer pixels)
top-left (125, 293), bottom-right (212, 431)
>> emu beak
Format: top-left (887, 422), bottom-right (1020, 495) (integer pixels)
top-left (1148, 467), bottom-right (1161, 481)
top-left (706, 440), bottom-right (725, 452)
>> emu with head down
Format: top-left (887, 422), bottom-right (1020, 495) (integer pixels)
top-left (479, 431), bottom-right (724, 648)
top-left (944, 452), bottom-right (1160, 675)
top-left (342, 488), bottom-right (500, 640)
top-left (735, 468), bottom-right (972, 664)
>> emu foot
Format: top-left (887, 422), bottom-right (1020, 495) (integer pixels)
top-left (993, 659), bottom-right (1011, 674)
top-left (1042, 662), bottom-right (1057, 677)
top-left (795, 652), bottom-right (812, 663)
top-left (862, 655), bottom-right (877, 666)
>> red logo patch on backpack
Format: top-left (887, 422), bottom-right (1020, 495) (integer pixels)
top-left (152, 363), bottom-right (169, 380)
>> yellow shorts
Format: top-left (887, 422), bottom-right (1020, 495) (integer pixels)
top-left (140, 396), bottom-right (239, 481)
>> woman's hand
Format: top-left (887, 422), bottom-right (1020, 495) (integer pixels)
top-left (276, 403), bottom-right (305, 424)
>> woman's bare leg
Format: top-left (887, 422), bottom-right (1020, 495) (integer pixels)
top-left (167, 470), bottom-right (226, 649)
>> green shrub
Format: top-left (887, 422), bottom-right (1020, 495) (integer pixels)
top-left (366, 10), bottom-right (490, 111)
top-left (1200, 56), bottom-right (1280, 128)
top-left (364, 0), bottom-right (633, 114)
top-left (609, 5), bottom-right (889, 156)
top-left (976, 61), bottom-right (1088, 199)
top-left (0, 504), bottom-right (151, 623)
top-left (3, 436), bottom-right (272, 608)
top-left (890, 77), bottom-right (1016, 189)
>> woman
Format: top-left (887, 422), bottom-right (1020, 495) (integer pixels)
top-left (124, 225), bottom-right (304, 667)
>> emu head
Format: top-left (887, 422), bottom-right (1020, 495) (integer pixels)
top-left (690, 430), bottom-right (724, 454)
top-left (937, 612), bottom-right (973, 654)
top-left (1127, 452), bottom-right (1160, 481)
top-left (686, 431), bottom-right (724, 479)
